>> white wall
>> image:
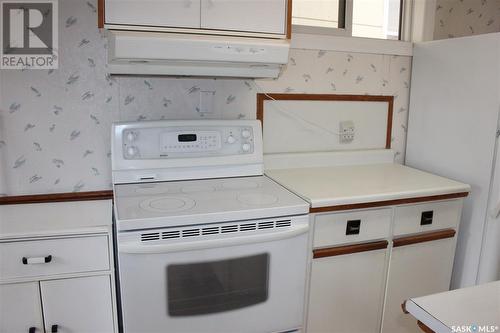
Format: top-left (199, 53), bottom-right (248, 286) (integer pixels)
top-left (434, 0), bottom-right (500, 40)
top-left (0, 0), bottom-right (411, 195)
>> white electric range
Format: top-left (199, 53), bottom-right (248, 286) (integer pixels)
top-left (111, 120), bottom-right (310, 333)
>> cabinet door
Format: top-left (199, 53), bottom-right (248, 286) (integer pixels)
top-left (0, 282), bottom-right (44, 333)
top-left (40, 276), bottom-right (115, 333)
top-left (307, 243), bottom-right (389, 333)
top-left (105, 0), bottom-right (201, 29)
top-left (382, 232), bottom-right (457, 333)
top-left (201, 0), bottom-right (287, 34)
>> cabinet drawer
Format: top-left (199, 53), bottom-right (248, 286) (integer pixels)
top-left (393, 200), bottom-right (462, 236)
top-left (0, 235), bottom-right (109, 281)
top-left (313, 208), bottom-right (391, 248)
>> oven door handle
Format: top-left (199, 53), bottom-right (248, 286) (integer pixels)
top-left (119, 224), bottom-right (309, 254)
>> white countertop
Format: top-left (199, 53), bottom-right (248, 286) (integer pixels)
top-left (0, 200), bottom-right (112, 240)
top-left (265, 163), bottom-right (470, 208)
top-left (406, 281), bottom-right (500, 333)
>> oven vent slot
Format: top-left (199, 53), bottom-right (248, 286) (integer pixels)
top-left (239, 223), bottom-right (257, 231)
top-left (182, 229), bottom-right (201, 237)
top-left (258, 221), bottom-right (274, 229)
top-left (202, 226), bottom-right (220, 235)
top-left (221, 225), bottom-right (238, 233)
top-left (141, 232), bottom-right (160, 241)
top-left (162, 231), bottom-right (181, 239)
top-left (276, 220), bottom-right (292, 228)
top-left (140, 219), bottom-right (294, 242)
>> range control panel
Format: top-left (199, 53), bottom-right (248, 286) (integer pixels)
top-left (122, 125), bottom-right (254, 159)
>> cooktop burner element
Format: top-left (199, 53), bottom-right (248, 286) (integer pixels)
top-left (139, 197), bottom-right (196, 213)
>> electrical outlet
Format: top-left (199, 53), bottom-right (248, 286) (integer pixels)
top-left (339, 120), bottom-right (355, 144)
top-left (198, 91), bottom-right (215, 113)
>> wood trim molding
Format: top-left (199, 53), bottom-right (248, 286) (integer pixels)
top-left (256, 93), bottom-right (394, 149)
top-left (417, 321), bottom-right (436, 333)
top-left (313, 240), bottom-right (388, 259)
top-left (386, 97), bottom-right (393, 149)
top-left (97, 0), bottom-right (104, 28)
top-left (401, 301), bottom-right (409, 314)
top-left (309, 192), bottom-right (469, 213)
top-left (286, 0), bottom-right (292, 39)
top-left (0, 190), bottom-right (113, 205)
top-left (393, 229), bottom-right (456, 248)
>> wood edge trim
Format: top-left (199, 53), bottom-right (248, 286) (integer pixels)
top-left (401, 301), bottom-right (409, 314)
top-left (0, 190), bottom-right (113, 205)
top-left (386, 95), bottom-right (394, 149)
top-left (417, 321), bottom-right (436, 333)
top-left (286, 0), bottom-right (292, 39)
top-left (313, 240), bottom-right (388, 259)
top-left (256, 93), bottom-right (265, 123)
top-left (255, 93), bottom-right (394, 102)
top-left (97, 0), bottom-right (104, 28)
top-left (309, 192), bottom-right (469, 213)
top-left (393, 229), bottom-right (456, 248)
top-left (255, 93), bottom-right (395, 128)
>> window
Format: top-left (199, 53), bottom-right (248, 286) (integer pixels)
top-left (292, 0), bottom-right (344, 29)
top-left (292, 0), bottom-right (402, 40)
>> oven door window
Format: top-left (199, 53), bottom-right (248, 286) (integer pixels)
top-left (167, 253), bottom-right (269, 316)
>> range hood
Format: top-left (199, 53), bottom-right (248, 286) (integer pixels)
top-left (106, 31), bottom-right (290, 78)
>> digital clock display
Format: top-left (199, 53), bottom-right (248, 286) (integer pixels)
top-left (178, 134), bottom-right (197, 142)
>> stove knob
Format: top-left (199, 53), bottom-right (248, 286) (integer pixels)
top-left (242, 143), bottom-right (251, 152)
top-left (241, 129), bottom-right (251, 138)
top-left (126, 132), bottom-right (136, 142)
top-left (127, 146), bottom-right (138, 157)
top-left (227, 135), bottom-right (236, 144)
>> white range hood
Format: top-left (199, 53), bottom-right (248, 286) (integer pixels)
top-left (106, 31), bottom-right (290, 78)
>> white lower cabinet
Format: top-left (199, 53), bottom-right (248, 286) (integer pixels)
top-left (0, 200), bottom-right (116, 333)
top-left (306, 199), bottom-right (463, 333)
top-left (307, 246), bottom-right (389, 333)
top-left (0, 282), bottom-right (44, 333)
top-left (40, 276), bottom-right (115, 333)
top-left (0, 276), bottom-right (115, 333)
top-left (381, 234), bottom-right (457, 333)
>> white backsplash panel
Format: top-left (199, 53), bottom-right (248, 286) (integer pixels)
top-left (262, 99), bottom-right (391, 154)
top-left (0, 0), bottom-right (411, 195)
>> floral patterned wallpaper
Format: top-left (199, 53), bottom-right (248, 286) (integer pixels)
top-left (434, 0), bottom-right (500, 39)
top-left (0, 0), bottom-right (411, 196)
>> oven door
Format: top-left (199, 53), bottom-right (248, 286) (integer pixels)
top-left (117, 215), bottom-right (309, 333)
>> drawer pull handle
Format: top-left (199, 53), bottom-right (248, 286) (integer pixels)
top-left (29, 327), bottom-right (37, 333)
top-left (51, 325), bottom-right (58, 333)
top-left (420, 211), bottom-right (434, 225)
top-left (22, 255), bottom-right (52, 265)
top-left (346, 220), bottom-right (361, 235)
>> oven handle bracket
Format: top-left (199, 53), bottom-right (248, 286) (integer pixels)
top-left (119, 224), bottom-right (309, 254)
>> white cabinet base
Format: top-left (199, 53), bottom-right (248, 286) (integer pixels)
top-left (381, 236), bottom-right (457, 333)
top-left (0, 282), bottom-right (44, 333)
top-left (308, 248), bottom-right (389, 333)
top-left (40, 276), bottom-right (115, 333)
top-left (0, 200), bottom-right (117, 333)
